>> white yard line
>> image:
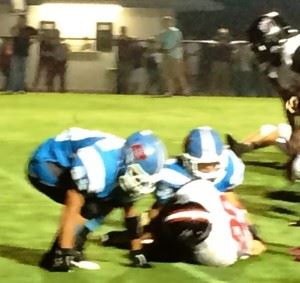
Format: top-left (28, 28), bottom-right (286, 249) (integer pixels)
top-left (172, 262), bottom-right (228, 283)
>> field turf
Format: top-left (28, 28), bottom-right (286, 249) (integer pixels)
top-left (0, 93), bottom-right (300, 283)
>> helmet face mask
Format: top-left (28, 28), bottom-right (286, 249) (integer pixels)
top-left (119, 164), bottom-right (160, 199)
top-left (182, 153), bottom-right (221, 181)
top-left (197, 162), bottom-right (220, 173)
top-left (120, 130), bottom-right (167, 198)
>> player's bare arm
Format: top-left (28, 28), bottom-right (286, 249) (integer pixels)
top-left (59, 189), bottom-right (85, 248)
top-left (123, 204), bottom-right (151, 267)
top-left (123, 204), bottom-right (142, 251)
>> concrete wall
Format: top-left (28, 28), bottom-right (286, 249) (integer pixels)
top-left (0, 4), bottom-right (173, 92)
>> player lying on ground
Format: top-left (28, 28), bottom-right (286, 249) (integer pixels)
top-left (26, 127), bottom-right (166, 271)
top-left (248, 11), bottom-right (300, 129)
top-left (74, 126), bottom-right (244, 267)
top-left (226, 124), bottom-right (300, 181)
top-left (103, 179), bottom-right (266, 266)
top-left (151, 126), bottom-right (246, 222)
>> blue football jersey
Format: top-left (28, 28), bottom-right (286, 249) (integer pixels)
top-left (155, 149), bottom-right (245, 204)
top-left (29, 127), bottom-right (126, 198)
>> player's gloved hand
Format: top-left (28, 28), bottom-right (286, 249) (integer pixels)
top-left (130, 250), bottom-right (151, 268)
top-left (39, 248), bottom-right (75, 272)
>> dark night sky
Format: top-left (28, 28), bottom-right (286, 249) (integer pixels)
top-left (178, 0), bottom-right (300, 39)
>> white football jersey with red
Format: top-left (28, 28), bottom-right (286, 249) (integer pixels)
top-left (175, 179), bottom-right (253, 266)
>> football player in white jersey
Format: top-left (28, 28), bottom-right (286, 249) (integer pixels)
top-left (27, 127), bottom-right (166, 271)
top-left (146, 179), bottom-right (266, 266)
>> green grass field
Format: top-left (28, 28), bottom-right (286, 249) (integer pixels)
top-left (0, 93), bottom-right (300, 283)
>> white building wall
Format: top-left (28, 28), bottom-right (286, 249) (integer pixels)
top-left (0, 4), bottom-right (173, 92)
top-left (0, 5), bottom-right (18, 36)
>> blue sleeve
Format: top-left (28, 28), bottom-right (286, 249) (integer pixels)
top-left (215, 150), bottom-right (245, 192)
top-left (154, 162), bottom-right (192, 204)
top-left (155, 181), bottom-right (178, 204)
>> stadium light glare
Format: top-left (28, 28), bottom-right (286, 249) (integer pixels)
top-left (39, 3), bottom-right (123, 37)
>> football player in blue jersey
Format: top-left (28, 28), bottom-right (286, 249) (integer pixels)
top-left (101, 128), bottom-right (263, 261)
top-left (138, 127), bottom-right (264, 258)
top-left (151, 126), bottom-right (245, 219)
top-left (26, 127), bottom-right (166, 271)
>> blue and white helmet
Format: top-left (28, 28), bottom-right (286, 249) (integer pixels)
top-left (182, 127), bottom-right (224, 180)
top-left (119, 130), bottom-right (167, 198)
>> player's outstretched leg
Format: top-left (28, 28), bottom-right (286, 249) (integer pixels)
top-left (226, 134), bottom-right (254, 157)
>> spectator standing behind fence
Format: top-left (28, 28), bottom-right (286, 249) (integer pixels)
top-left (209, 28), bottom-right (233, 95)
top-left (184, 39), bottom-right (201, 93)
top-left (116, 26), bottom-right (133, 94)
top-left (7, 15), bottom-right (36, 93)
top-left (231, 43), bottom-right (256, 96)
top-left (47, 31), bottom-right (69, 92)
top-left (157, 16), bottom-right (189, 96)
top-left (0, 38), bottom-right (13, 90)
top-left (145, 37), bottom-right (162, 94)
top-left (128, 40), bottom-right (147, 94)
top-left (32, 31), bottom-right (55, 91)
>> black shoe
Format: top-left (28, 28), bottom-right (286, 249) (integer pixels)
top-left (73, 250), bottom-right (85, 262)
top-left (39, 251), bottom-right (53, 269)
top-left (39, 248), bottom-right (84, 270)
top-left (226, 134), bottom-right (252, 157)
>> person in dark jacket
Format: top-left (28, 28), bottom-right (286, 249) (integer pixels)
top-left (7, 15), bottom-right (36, 92)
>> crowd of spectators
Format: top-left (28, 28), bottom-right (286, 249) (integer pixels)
top-left (114, 18), bottom-right (274, 96)
top-left (0, 15), bottom-right (69, 93)
top-left (0, 15), bottom-right (274, 96)
top-left (115, 16), bottom-right (189, 96)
